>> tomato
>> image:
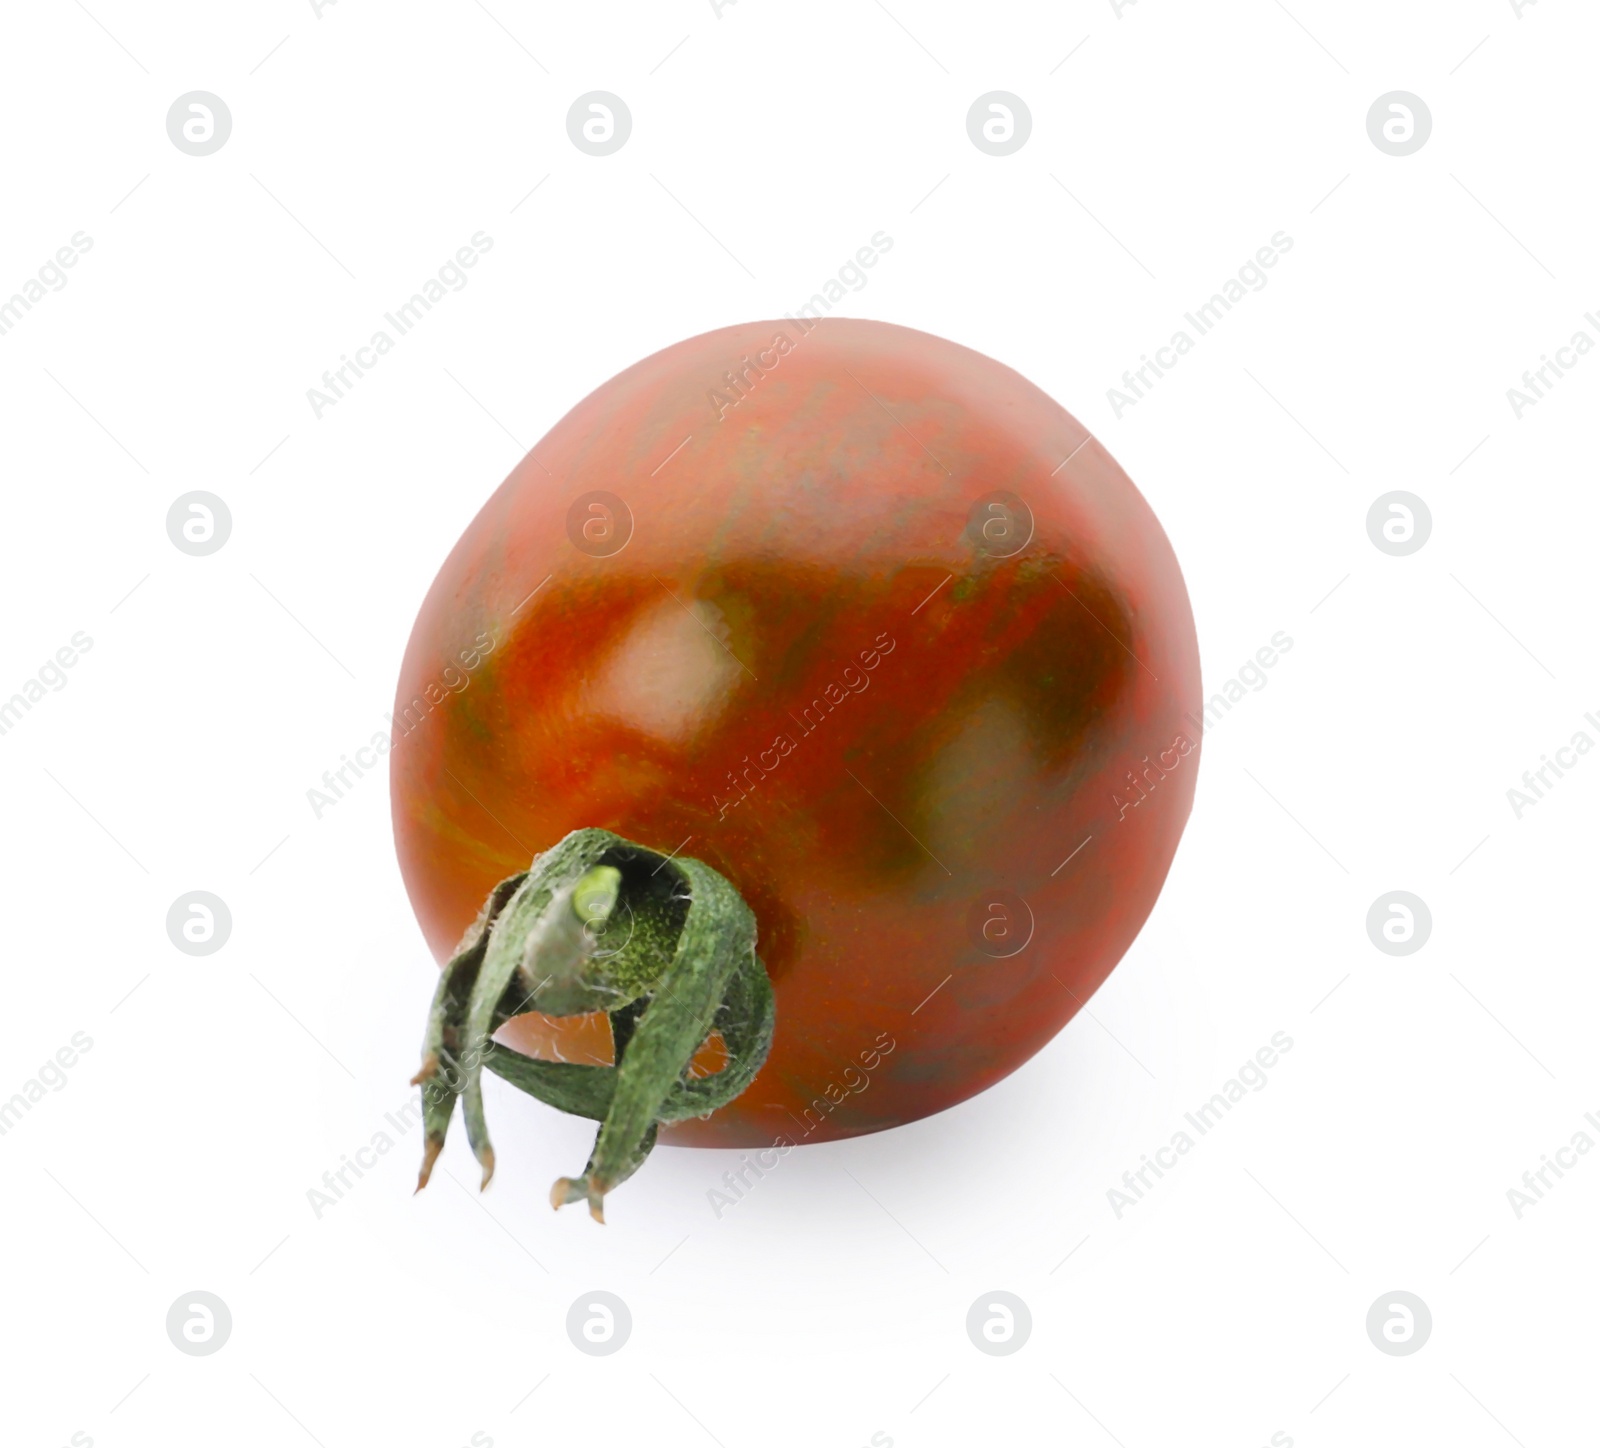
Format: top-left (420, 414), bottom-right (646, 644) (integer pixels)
top-left (392, 316), bottom-right (1199, 1166)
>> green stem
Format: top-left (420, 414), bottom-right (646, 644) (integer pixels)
top-left (412, 829), bottom-right (774, 1222)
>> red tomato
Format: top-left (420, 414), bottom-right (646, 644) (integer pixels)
top-left (392, 317), bottom-right (1199, 1149)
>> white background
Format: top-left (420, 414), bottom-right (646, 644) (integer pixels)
top-left (2, 1), bottom-right (1596, 1445)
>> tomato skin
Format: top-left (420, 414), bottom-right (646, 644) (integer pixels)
top-left (392, 318), bottom-right (1200, 1148)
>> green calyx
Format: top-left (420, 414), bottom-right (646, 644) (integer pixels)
top-left (411, 828), bottom-right (775, 1222)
